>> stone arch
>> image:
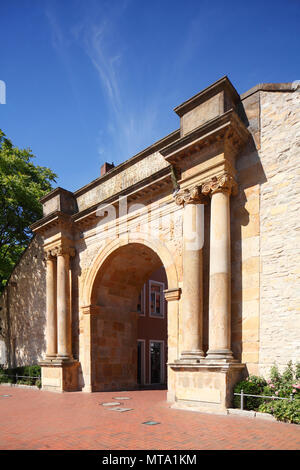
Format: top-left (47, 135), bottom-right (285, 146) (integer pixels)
top-left (81, 234), bottom-right (179, 392)
top-left (82, 233), bottom-right (179, 308)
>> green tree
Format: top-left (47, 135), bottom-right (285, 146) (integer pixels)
top-left (0, 129), bottom-right (57, 291)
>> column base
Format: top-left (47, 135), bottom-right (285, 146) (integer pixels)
top-left (205, 349), bottom-right (235, 362)
top-left (168, 361), bottom-right (245, 414)
top-left (45, 354), bottom-right (57, 360)
top-left (39, 359), bottom-right (80, 392)
top-left (179, 350), bottom-right (205, 363)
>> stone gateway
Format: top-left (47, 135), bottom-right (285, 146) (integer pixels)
top-left (1, 77), bottom-right (299, 414)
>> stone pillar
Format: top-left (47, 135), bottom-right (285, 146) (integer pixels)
top-left (175, 186), bottom-right (207, 361)
top-left (45, 251), bottom-right (57, 358)
top-left (202, 173), bottom-right (237, 361)
top-left (56, 247), bottom-right (74, 360)
top-left (164, 288), bottom-right (181, 402)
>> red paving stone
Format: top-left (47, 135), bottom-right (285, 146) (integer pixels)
top-left (0, 386), bottom-right (299, 450)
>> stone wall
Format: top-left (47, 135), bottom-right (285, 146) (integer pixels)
top-left (231, 86), bottom-right (300, 377)
top-left (259, 89), bottom-right (300, 376)
top-left (0, 339), bottom-right (6, 365)
top-left (0, 235), bottom-right (46, 368)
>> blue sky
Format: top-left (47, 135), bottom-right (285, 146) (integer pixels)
top-left (1, 0), bottom-right (300, 192)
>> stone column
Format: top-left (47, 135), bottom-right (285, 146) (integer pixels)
top-left (56, 247), bottom-right (74, 360)
top-left (164, 288), bottom-right (181, 402)
top-left (175, 186), bottom-right (207, 361)
top-left (45, 251), bottom-right (57, 359)
top-left (202, 173), bottom-right (237, 361)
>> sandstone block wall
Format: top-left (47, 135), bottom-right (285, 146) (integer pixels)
top-left (231, 86), bottom-right (300, 377)
top-left (259, 89), bottom-right (300, 376)
top-left (0, 235), bottom-right (46, 368)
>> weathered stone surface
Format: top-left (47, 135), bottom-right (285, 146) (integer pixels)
top-left (258, 89), bottom-right (300, 376)
top-left (0, 236), bottom-right (46, 368)
top-left (1, 78), bottom-right (299, 410)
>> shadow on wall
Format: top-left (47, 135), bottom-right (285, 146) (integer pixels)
top-left (0, 236), bottom-right (46, 368)
top-left (231, 134), bottom-right (267, 371)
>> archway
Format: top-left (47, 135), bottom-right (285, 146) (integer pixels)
top-left (88, 242), bottom-right (174, 392)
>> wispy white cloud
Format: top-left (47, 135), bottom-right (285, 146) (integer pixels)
top-left (83, 22), bottom-right (122, 117)
top-left (45, 1), bottom-right (207, 168)
top-left (45, 1), bottom-right (161, 166)
top-left (77, 7), bottom-right (159, 163)
top-left (44, 5), bottom-right (92, 144)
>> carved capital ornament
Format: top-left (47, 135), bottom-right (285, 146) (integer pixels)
top-left (201, 173), bottom-right (238, 197)
top-left (44, 246), bottom-right (76, 258)
top-left (174, 185), bottom-right (208, 206)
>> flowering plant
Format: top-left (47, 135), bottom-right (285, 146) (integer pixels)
top-left (234, 361), bottom-right (300, 424)
top-left (263, 362), bottom-right (300, 399)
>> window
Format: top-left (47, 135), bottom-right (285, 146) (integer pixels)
top-left (149, 281), bottom-right (165, 318)
top-left (137, 284), bottom-right (146, 316)
top-left (149, 340), bottom-right (164, 384)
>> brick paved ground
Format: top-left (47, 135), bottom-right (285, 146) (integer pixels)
top-left (0, 386), bottom-right (299, 450)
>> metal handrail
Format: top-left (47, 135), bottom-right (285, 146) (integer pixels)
top-left (234, 389), bottom-right (294, 410)
top-left (0, 373), bottom-right (40, 382)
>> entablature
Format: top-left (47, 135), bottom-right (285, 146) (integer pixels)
top-left (161, 109), bottom-right (250, 168)
top-left (71, 166), bottom-right (175, 231)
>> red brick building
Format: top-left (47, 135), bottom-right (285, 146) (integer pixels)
top-left (137, 267), bottom-right (167, 387)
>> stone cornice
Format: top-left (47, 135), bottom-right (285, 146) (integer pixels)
top-left (40, 187), bottom-right (75, 204)
top-left (160, 109), bottom-right (250, 166)
top-left (174, 76), bottom-right (240, 117)
top-left (72, 167), bottom-right (174, 230)
top-left (174, 185), bottom-right (208, 206)
top-left (32, 169), bottom-right (174, 234)
top-left (240, 82), bottom-right (299, 100)
top-left (202, 173), bottom-right (238, 197)
top-left (30, 211), bottom-right (76, 235)
top-left (73, 129), bottom-right (180, 198)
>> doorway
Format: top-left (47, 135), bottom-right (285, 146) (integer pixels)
top-left (89, 242), bottom-right (168, 391)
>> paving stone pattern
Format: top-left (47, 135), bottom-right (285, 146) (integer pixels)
top-left (0, 387), bottom-right (299, 450)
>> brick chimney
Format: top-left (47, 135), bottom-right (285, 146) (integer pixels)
top-left (100, 162), bottom-right (114, 177)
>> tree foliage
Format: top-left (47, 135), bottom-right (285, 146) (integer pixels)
top-left (0, 129), bottom-right (57, 290)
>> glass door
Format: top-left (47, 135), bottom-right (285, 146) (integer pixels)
top-left (150, 341), bottom-right (164, 384)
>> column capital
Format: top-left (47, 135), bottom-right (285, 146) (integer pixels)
top-left (164, 288), bottom-right (181, 302)
top-left (52, 245), bottom-right (76, 257)
top-left (202, 173), bottom-right (238, 197)
top-left (44, 250), bottom-right (56, 261)
top-left (174, 185), bottom-right (209, 206)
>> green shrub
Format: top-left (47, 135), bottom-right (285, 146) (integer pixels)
top-left (296, 363), bottom-right (300, 381)
top-left (258, 398), bottom-right (300, 424)
top-left (0, 365), bottom-right (41, 386)
top-left (20, 365), bottom-right (41, 385)
top-left (234, 362), bottom-right (300, 423)
top-left (0, 370), bottom-right (14, 383)
top-left (0, 368), bottom-right (10, 383)
top-left (233, 375), bottom-right (267, 411)
top-left (35, 379), bottom-right (42, 389)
